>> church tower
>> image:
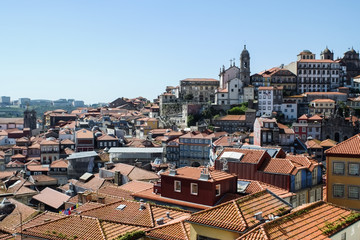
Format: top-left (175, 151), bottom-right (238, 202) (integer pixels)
top-left (240, 45), bottom-right (251, 85)
top-left (320, 46), bottom-right (334, 60)
top-left (24, 108), bottom-right (37, 131)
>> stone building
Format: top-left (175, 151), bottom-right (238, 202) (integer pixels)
top-left (24, 109), bottom-right (37, 131)
top-left (180, 78), bottom-right (219, 103)
top-left (338, 47), bottom-right (360, 86)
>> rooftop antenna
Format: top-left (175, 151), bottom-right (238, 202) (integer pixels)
top-left (230, 59), bottom-right (232, 67)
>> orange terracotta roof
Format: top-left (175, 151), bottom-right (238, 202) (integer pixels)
top-left (320, 139), bottom-right (337, 147)
top-left (28, 143), bottom-right (40, 149)
top-left (22, 215), bottom-right (107, 240)
top-left (187, 190), bottom-right (291, 233)
top-left (76, 128), bottom-right (94, 139)
top-left (0, 198), bottom-right (38, 232)
top-left (30, 174), bottom-right (57, 184)
top-left (181, 78), bottom-right (219, 82)
top-left (80, 199), bottom-right (190, 227)
top-left (161, 166), bottom-right (236, 182)
top-left (17, 211), bottom-right (65, 233)
top-left (26, 164), bottom-right (49, 172)
top-left (146, 219), bottom-right (190, 240)
top-left (100, 221), bottom-right (146, 240)
top-left (32, 187), bottom-right (71, 209)
top-left (50, 159), bottom-right (68, 168)
top-left (217, 115), bottom-right (246, 121)
top-left (97, 134), bottom-right (118, 141)
top-left (11, 153), bottom-right (26, 159)
top-left (277, 123), bottom-right (294, 134)
top-left (298, 59), bottom-right (335, 63)
top-left (240, 179), bottom-right (295, 199)
top-left (258, 86), bottom-right (274, 90)
top-left (97, 185), bottom-right (134, 200)
top-left (260, 158), bottom-right (299, 175)
top-left (237, 201), bottom-right (360, 240)
top-left (217, 148), bottom-right (267, 164)
top-left (325, 133), bottom-right (360, 156)
top-left (103, 163), bottom-right (159, 181)
top-left (298, 114), bottom-right (308, 120)
top-left (60, 139), bottom-right (75, 145)
top-left (40, 139), bottom-right (59, 145)
top-left (305, 91), bottom-right (346, 95)
top-left (308, 114), bottom-right (323, 121)
top-left (306, 139), bottom-right (322, 149)
top-left (311, 98), bottom-right (335, 103)
top-left (116, 180), bottom-right (154, 193)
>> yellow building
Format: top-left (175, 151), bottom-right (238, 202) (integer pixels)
top-left (325, 133), bottom-right (360, 210)
top-left (309, 98), bottom-right (335, 116)
top-left (135, 117), bottom-right (159, 138)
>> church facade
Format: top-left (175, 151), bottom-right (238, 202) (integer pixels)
top-left (215, 45), bottom-right (254, 105)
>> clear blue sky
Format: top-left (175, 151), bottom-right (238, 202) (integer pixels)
top-left (0, 0), bottom-right (359, 104)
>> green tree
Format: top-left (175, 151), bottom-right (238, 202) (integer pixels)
top-left (184, 93), bottom-right (194, 101)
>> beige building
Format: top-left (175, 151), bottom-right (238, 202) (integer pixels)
top-left (309, 98), bottom-right (335, 115)
top-left (40, 139), bottom-right (60, 164)
top-left (180, 78), bottom-right (219, 103)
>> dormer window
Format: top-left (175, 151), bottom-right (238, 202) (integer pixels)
top-left (215, 184), bottom-right (221, 196)
top-left (174, 180), bottom-right (181, 192)
top-left (191, 183), bottom-right (198, 195)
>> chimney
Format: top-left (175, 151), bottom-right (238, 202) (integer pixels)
top-left (97, 196), bottom-right (105, 204)
top-left (156, 217), bottom-right (164, 225)
top-left (105, 162), bottom-right (114, 170)
top-left (254, 211), bottom-right (263, 221)
top-left (169, 169), bottom-right (177, 176)
top-left (114, 171), bottom-right (122, 186)
top-left (166, 212), bottom-right (173, 219)
top-left (139, 203), bottom-right (146, 211)
top-left (78, 192), bottom-right (84, 204)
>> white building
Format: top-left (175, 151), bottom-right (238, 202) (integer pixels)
top-left (257, 86), bottom-right (283, 117)
top-left (297, 49), bottom-right (343, 93)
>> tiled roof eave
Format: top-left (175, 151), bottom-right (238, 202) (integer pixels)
top-left (325, 153), bottom-right (360, 158)
top-left (185, 220), bottom-right (246, 234)
top-left (259, 171), bottom-right (292, 176)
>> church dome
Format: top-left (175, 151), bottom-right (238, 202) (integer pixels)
top-left (241, 45), bottom-right (249, 56)
top-left (323, 47), bottom-right (331, 53)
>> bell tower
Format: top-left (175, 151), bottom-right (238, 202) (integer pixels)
top-left (240, 45), bottom-right (250, 85)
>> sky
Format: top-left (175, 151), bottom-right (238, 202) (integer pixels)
top-left (0, 0), bottom-right (359, 104)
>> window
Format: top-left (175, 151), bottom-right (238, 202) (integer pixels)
top-left (349, 163), bottom-right (360, 176)
top-left (333, 162), bottom-right (345, 175)
top-left (299, 192), bottom-right (306, 205)
top-left (174, 180), bottom-right (181, 192)
top-left (316, 188), bottom-right (322, 201)
top-left (309, 189), bottom-right (315, 203)
top-left (215, 184), bottom-right (221, 196)
top-left (348, 186), bottom-right (359, 199)
top-left (341, 232), bottom-right (346, 240)
top-left (295, 172), bottom-right (301, 190)
top-left (191, 183), bottom-right (198, 195)
top-left (333, 184), bottom-right (344, 198)
top-left (312, 168), bottom-right (318, 185)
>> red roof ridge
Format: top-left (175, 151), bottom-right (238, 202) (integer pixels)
top-left (325, 133), bottom-right (360, 155)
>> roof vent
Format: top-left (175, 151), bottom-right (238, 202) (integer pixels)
top-left (116, 204), bottom-right (126, 210)
top-left (199, 168), bottom-right (210, 181)
top-left (139, 203), bottom-right (146, 211)
top-left (166, 212), bottom-right (173, 219)
top-left (169, 169), bottom-right (177, 176)
top-left (254, 211), bottom-right (263, 221)
top-left (156, 217), bottom-right (164, 225)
